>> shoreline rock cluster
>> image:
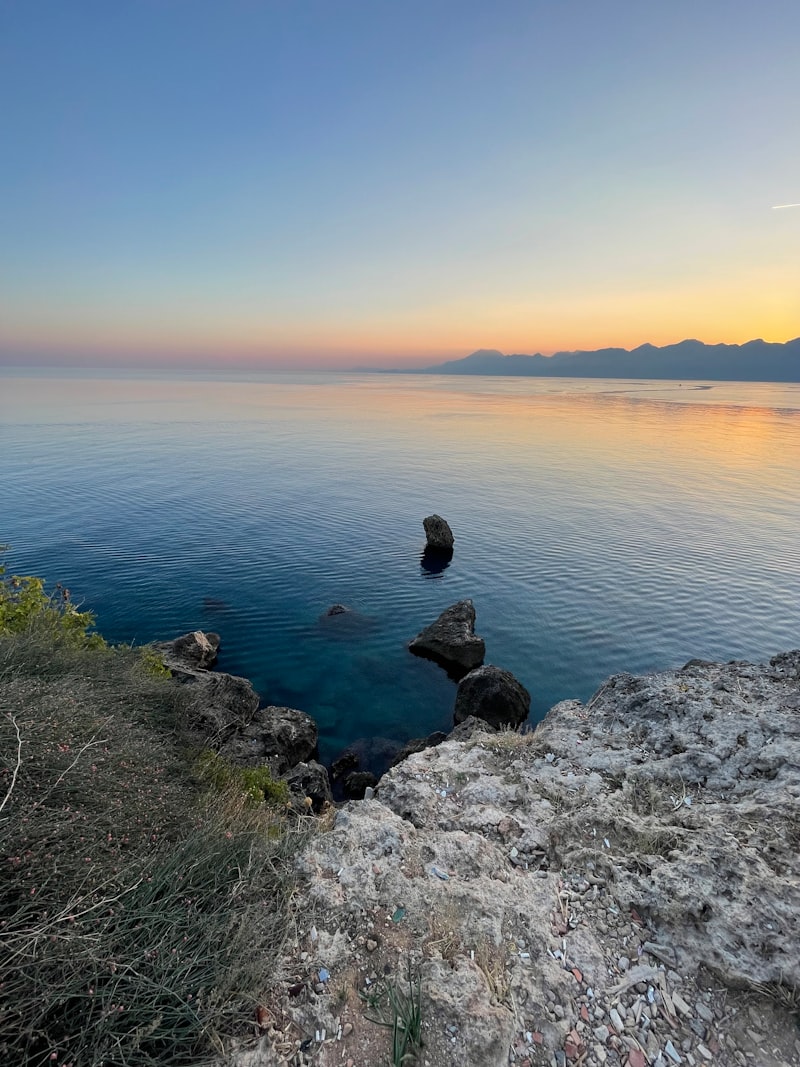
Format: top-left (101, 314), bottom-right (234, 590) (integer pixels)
top-left (156, 630), bottom-right (333, 810)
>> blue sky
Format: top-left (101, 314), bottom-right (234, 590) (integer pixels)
top-left (1, 0), bottom-right (798, 367)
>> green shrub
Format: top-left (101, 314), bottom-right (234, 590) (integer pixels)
top-left (195, 749), bottom-right (290, 807)
top-left (0, 550), bottom-right (105, 649)
top-left (138, 645), bottom-right (171, 678)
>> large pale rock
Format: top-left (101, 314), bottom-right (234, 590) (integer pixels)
top-left (252, 652), bottom-right (800, 1067)
top-left (423, 513), bottom-right (454, 550)
top-left (453, 664), bottom-right (530, 728)
top-left (156, 630), bottom-right (220, 672)
top-left (409, 598), bottom-right (485, 676)
top-left (220, 705), bottom-right (318, 771)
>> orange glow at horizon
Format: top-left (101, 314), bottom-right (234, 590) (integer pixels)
top-left (1, 271), bottom-right (798, 370)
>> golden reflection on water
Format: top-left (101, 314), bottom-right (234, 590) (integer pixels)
top-left (3, 372), bottom-right (798, 487)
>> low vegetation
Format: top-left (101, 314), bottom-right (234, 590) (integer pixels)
top-left (0, 556), bottom-right (311, 1066)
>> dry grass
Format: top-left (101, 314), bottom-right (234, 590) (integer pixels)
top-left (0, 627), bottom-right (313, 1066)
top-left (474, 728), bottom-right (546, 758)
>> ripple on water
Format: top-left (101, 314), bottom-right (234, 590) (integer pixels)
top-left (3, 371), bottom-right (800, 769)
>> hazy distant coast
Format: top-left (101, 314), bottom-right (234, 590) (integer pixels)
top-left (364, 336), bottom-right (800, 382)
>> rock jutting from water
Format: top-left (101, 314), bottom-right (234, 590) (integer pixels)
top-left (409, 598), bottom-right (486, 675)
top-left (423, 513), bottom-right (455, 551)
top-left (453, 663), bottom-right (531, 728)
top-left (258, 650), bottom-right (800, 1067)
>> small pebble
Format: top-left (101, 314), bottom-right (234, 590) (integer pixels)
top-left (695, 1001), bottom-right (714, 1024)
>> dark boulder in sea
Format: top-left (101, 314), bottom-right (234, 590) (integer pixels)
top-left (327, 603), bottom-right (350, 616)
top-left (453, 664), bottom-right (531, 729)
top-left (156, 629), bottom-right (220, 672)
top-left (409, 598), bottom-right (485, 676)
top-left (330, 749), bottom-right (360, 781)
top-left (221, 705), bottom-right (318, 772)
top-left (283, 761), bottom-right (332, 812)
top-left (315, 604), bottom-right (376, 638)
top-left (423, 514), bottom-right (455, 551)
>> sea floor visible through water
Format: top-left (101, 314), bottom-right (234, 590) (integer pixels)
top-left (2, 369), bottom-right (799, 772)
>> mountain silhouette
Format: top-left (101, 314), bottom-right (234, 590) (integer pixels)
top-left (413, 338), bottom-right (800, 381)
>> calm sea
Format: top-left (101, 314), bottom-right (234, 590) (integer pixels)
top-left (3, 370), bottom-right (799, 771)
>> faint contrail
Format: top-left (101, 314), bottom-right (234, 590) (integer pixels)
top-left (772, 203), bottom-right (800, 209)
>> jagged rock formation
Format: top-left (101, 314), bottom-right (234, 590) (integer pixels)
top-left (423, 513), bottom-right (455, 550)
top-left (156, 629), bottom-right (221, 671)
top-left (254, 652), bottom-right (800, 1067)
top-left (409, 599), bottom-right (485, 675)
top-left (220, 706), bottom-right (319, 771)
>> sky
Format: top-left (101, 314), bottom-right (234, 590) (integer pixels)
top-left (1, 0), bottom-right (798, 370)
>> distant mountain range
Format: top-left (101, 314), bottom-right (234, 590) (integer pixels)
top-left (382, 338), bottom-right (800, 381)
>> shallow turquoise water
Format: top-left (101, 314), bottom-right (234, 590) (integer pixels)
top-left (3, 370), bottom-right (799, 771)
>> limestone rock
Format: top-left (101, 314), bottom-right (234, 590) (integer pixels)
top-left (156, 630), bottom-right (220, 673)
top-left (423, 513), bottom-right (454, 550)
top-left (263, 651), bottom-right (800, 1067)
top-left (391, 730), bottom-right (449, 767)
top-left (220, 705), bottom-right (318, 771)
top-left (447, 714), bottom-right (497, 742)
top-left (453, 664), bottom-right (530, 728)
top-left (409, 599), bottom-right (485, 676)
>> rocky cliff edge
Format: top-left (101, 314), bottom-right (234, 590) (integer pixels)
top-left (242, 652), bottom-right (800, 1067)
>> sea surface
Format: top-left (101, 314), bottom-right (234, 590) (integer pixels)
top-left (3, 369), bottom-right (799, 772)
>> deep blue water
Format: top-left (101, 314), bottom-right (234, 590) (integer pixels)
top-left (3, 370), bottom-right (799, 772)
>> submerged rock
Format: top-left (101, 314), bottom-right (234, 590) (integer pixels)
top-left (453, 664), bottom-right (531, 728)
top-left (315, 604), bottom-right (376, 638)
top-left (423, 513), bottom-right (455, 551)
top-left (324, 603), bottom-right (348, 616)
top-left (220, 705), bottom-right (318, 771)
top-left (409, 598), bottom-right (485, 676)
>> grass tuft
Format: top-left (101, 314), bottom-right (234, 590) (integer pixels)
top-left (360, 956), bottom-right (423, 1067)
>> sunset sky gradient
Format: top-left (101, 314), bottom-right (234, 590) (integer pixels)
top-left (1, 0), bottom-right (798, 369)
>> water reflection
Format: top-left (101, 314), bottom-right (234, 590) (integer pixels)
top-left (420, 545), bottom-right (453, 578)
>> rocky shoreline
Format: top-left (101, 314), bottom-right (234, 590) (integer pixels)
top-left (154, 623), bottom-right (800, 1067)
top-left (218, 648), bottom-right (798, 1067)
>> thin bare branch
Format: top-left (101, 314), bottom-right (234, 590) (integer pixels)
top-left (0, 713), bottom-right (22, 816)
